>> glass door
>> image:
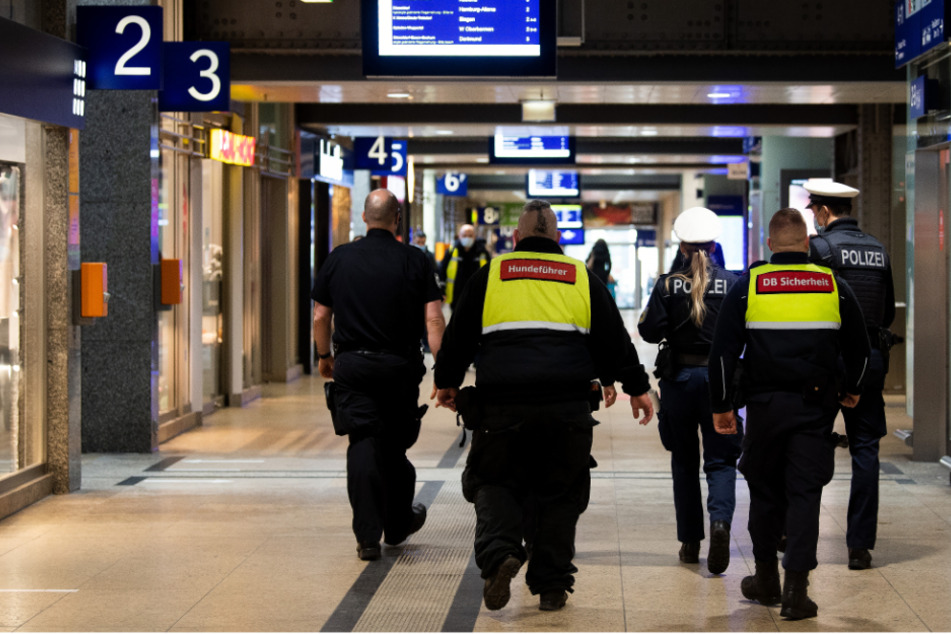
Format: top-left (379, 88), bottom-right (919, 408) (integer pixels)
top-left (0, 165), bottom-right (18, 474)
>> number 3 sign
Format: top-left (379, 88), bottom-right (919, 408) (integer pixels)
top-left (158, 42), bottom-right (231, 112)
top-left (77, 6), bottom-right (163, 90)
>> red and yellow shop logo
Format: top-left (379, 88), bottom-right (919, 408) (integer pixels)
top-left (210, 129), bottom-right (256, 167)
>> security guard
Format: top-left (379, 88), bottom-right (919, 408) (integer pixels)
top-left (434, 200), bottom-right (654, 613)
top-left (710, 208), bottom-right (869, 619)
top-left (805, 178), bottom-right (896, 571)
top-left (312, 189), bottom-right (446, 561)
top-left (638, 207), bottom-right (742, 575)
top-left (439, 223), bottom-right (490, 310)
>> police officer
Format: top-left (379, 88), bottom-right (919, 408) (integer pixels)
top-left (439, 223), bottom-right (491, 311)
top-left (638, 207), bottom-right (742, 575)
top-left (434, 200), bottom-right (654, 612)
top-left (805, 178), bottom-right (896, 571)
top-left (312, 189), bottom-right (446, 561)
top-left (710, 208), bottom-right (869, 620)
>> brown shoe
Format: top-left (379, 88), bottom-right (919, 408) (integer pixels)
top-left (539, 590), bottom-right (568, 611)
top-left (483, 556), bottom-right (522, 610)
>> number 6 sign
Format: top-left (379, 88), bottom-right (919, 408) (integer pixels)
top-left (77, 6), bottom-right (163, 90)
top-left (159, 42), bottom-right (231, 112)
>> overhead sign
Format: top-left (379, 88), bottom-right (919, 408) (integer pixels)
top-left (472, 206), bottom-right (500, 226)
top-left (437, 172), bottom-right (468, 196)
top-left (0, 18), bottom-right (86, 129)
top-left (552, 204), bottom-right (582, 229)
top-left (894, 0), bottom-right (946, 68)
top-left (77, 6), bottom-right (163, 90)
top-left (209, 129), bottom-right (256, 166)
top-left (727, 162), bottom-right (749, 180)
top-left (158, 42), bottom-right (230, 112)
top-left (354, 136), bottom-right (407, 175)
top-left (559, 228), bottom-right (585, 246)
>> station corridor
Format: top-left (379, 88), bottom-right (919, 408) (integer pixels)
top-left (0, 323), bottom-right (948, 632)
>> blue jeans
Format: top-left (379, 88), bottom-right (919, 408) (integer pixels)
top-left (659, 366), bottom-right (743, 543)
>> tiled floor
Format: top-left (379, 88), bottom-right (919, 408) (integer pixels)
top-left (0, 317), bottom-right (948, 632)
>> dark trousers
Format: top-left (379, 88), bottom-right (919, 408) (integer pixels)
top-left (333, 351), bottom-right (423, 545)
top-left (462, 400), bottom-right (594, 595)
top-left (842, 349), bottom-right (887, 550)
top-left (739, 390), bottom-right (837, 572)
top-left (659, 366), bottom-right (743, 542)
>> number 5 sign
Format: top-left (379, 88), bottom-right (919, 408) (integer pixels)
top-left (77, 6), bottom-right (163, 90)
top-left (159, 42), bottom-right (231, 112)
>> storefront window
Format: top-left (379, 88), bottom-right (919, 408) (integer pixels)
top-left (201, 160), bottom-right (224, 408)
top-left (157, 147), bottom-right (177, 414)
top-left (0, 166), bottom-right (19, 474)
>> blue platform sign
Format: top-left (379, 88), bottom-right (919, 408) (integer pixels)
top-left (911, 75), bottom-right (927, 118)
top-left (552, 205), bottom-right (582, 229)
top-left (158, 42), bottom-right (231, 112)
top-left (559, 228), bottom-right (585, 246)
top-left (77, 6), bottom-right (163, 90)
top-left (354, 136), bottom-right (407, 176)
top-left (437, 172), bottom-right (468, 196)
top-left (472, 206), bottom-right (501, 226)
top-left (0, 17), bottom-right (86, 129)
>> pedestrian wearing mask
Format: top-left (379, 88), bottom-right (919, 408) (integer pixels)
top-left (638, 207), bottom-right (742, 574)
top-left (440, 223), bottom-right (491, 311)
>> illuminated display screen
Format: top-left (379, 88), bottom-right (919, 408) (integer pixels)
top-left (489, 130), bottom-right (574, 164)
top-left (527, 170), bottom-right (580, 198)
top-left (362, 0), bottom-right (556, 77)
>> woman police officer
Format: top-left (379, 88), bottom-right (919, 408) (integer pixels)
top-left (637, 207), bottom-right (743, 574)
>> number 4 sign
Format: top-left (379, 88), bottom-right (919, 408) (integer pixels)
top-left (158, 42), bottom-right (231, 112)
top-left (354, 137), bottom-right (407, 176)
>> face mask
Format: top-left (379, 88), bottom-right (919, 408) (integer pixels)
top-left (813, 219), bottom-right (824, 235)
top-left (460, 237), bottom-right (475, 248)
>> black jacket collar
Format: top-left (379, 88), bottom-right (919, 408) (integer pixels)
top-left (514, 236), bottom-right (563, 254)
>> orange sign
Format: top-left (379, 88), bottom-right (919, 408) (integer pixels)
top-left (209, 129), bottom-right (256, 166)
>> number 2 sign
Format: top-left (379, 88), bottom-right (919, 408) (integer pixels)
top-left (77, 6), bottom-right (163, 90)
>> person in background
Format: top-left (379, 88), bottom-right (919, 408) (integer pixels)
top-left (638, 207), bottom-right (742, 575)
top-left (413, 229), bottom-right (439, 280)
top-left (585, 238), bottom-right (614, 286)
top-left (439, 223), bottom-right (491, 312)
top-left (434, 200), bottom-right (654, 613)
top-left (709, 208), bottom-right (869, 620)
top-left (806, 178), bottom-right (895, 572)
top-left (312, 189), bottom-right (446, 562)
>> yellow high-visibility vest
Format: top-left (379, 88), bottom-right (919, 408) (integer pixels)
top-left (445, 247), bottom-right (488, 304)
top-left (746, 263), bottom-right (841, 330)
top-left (483, 251), bottom-right (591, 334)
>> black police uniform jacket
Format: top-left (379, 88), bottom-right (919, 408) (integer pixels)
top-left (708, 252), bottom-right (870, 414)
top-left (638, 263), bottom-right (739, 356)
top-left (809, 217), bottom-right (895, 332)
top-left (434, 236), bottom-right (650, 404)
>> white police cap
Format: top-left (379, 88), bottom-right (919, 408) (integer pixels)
top-left (802, 178), bottom-right (859, 200)
top-left (673, 207), bottom-right (720, 244)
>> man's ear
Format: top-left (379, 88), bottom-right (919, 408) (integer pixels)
top-left (512, 229), bottom-right (521, 246)
top-left (766, 237), bottom-right (773, 252)
top-left (555, 230), bottom-right (562, 244)
top-left (362, 211), bottom-right (367, 223)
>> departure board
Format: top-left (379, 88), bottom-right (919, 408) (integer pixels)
top-left (362, 0), bottom-right (556, 77)
top-left (489, 130), bottom-right (575, 164)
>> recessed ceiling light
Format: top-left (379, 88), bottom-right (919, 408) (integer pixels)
top-left (640, 129), bottom-right (658, 136)
top-left (435, 130), bottom-right (454, 135)
top-left (387, 92), bottom-right (412, 99)
top-left (707, 92), bottom-right (732, 99)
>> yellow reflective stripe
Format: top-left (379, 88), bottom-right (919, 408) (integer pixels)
top-left (746, 263), bottom-right (841, 327)
top-left (483, 252), bottom-right (591, 334)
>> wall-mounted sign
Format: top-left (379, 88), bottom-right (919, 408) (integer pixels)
top-left (209, 129), bottom-right (256, 166)
top-left (0, 18), bottom-right (86, 129)
top-left (354, 136), bottom-right (407, 175)
top-left (77, 6), bottom-right (163, 90)
top-left (894, 0), bottom-right (946, 68)
top-left (471, 206), bottom-right (500, 226)
top-left (437, 172), bottom-right (468, 196)
top-left (158, 42), bottom-right (230, 112)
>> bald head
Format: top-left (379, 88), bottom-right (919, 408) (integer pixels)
top-left (515, 200), bottom-right (559, 243)
top-left (363, 189), bottom-right (400, 231)
top-left (768, 208), bottom-right (809, 253)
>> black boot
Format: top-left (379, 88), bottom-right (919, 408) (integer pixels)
top-left (741, 559), bottom-right (781, 605)
top-left (780, 569), bottom-right (818, 620)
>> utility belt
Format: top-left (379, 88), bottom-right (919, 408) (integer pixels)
top-left (654, 342), bottom-right (709, 381)
top-left (673, 352), bottom-right (708, 367)
top-left (333, 342), bottom-right (422, 362)
top-left (868, 327), bottom-right (903, 375)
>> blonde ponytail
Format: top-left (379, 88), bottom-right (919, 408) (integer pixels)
top-left (664, 244), bottom-right (711, 328)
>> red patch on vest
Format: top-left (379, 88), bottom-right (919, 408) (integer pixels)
top-left (500, 259), bottom-right (577, 284)
top-left (756, 270), bottom-right (834, 294)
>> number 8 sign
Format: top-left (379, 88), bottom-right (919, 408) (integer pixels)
top-left (159, 42), bottom-right (231, 112)
top-left (77, 6), bottom-right (163, 90)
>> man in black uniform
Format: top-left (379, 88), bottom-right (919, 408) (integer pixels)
top-left (434, 200), bottom-right (654, 613)
top-left (805, 178), bottom-right (896, 571)
top-left (312, 189), bottom-right (446, 561)
top-left (710, 208), bottom-right (869, 620)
